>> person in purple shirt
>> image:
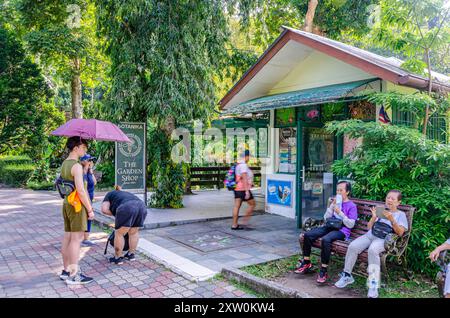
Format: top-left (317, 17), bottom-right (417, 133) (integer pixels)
top-left (295, 181), bottom-right (357, 284)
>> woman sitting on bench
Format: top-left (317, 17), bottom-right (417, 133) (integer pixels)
top-left (334, 189), bottom-right (408, 298)
top-left (295, 181), bottom-right (357, 284)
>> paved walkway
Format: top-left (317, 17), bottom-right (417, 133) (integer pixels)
top-left (0, 189), bottom-right (254, 298)
top-left (139, 214), bottom-right (302, 275)
top-left (93, 189), bottom-right (265, 229)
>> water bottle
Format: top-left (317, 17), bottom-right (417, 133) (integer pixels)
top-left (335, 194), bottom-right (343, 210)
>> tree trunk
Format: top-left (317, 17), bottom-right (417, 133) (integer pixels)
top-left (71, 58), bottom-right (83, 119)
top-left (422, 48), bottom-right (433, 135)
top-left (303, 0), bottom-right (319, 33)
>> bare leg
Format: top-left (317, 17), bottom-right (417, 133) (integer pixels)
top-left (114, 227), bottom-right (130, 258)
top-left (128, 227), bottom-right (140, 253)
top-left (83, 232), bottom-right (89, 241)
top-left (61, 232), bottom-right (71, 270)
top-left (232, 199), bottom-right (242, 228)
top-left (242, 199), bottom-right (255, 226)
top-left (67, 232), bottom-right (84, 276)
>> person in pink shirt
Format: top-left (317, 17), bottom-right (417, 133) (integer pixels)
top-left (231, 150), bottom-right (255, 230)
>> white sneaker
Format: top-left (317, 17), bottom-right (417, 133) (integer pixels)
top-left (334, 272), bottom-right (355, 288)
top-left (367, 278), bottom-right (379, 298)
top-left (367, 287), bottom-right (379, 298)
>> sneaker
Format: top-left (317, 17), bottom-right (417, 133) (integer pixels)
top-left (81, 240), bottom-right (96, 247)
top-left (109, 256), bottom-right (124, 265)
top-left (124, 252), bottom-right (136, 262)
top-left (367, 287), bottom-right (379, 298)
top-left (317, 270), bottom-right (328, 284)
top-left (59, 270), bottom-right (70, 281)
top-left (367, 278), bottom-right (379, 298)
top-left (65, 273), bottom-right (94, 285)
top-left (294, 260), bottom-right (313, 274)
top-left (334, 272), bottom-right (355, 288)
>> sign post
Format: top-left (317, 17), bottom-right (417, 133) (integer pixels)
top-left (115, 122), bottom-right (147, 204)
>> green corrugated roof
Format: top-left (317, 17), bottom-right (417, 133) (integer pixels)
top-left (222, 79), bottom-right (374, 115)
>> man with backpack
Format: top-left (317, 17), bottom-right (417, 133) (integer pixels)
top-left (229, 150), bottom-right (255, 230)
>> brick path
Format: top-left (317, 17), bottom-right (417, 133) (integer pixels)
top-left (0, 189), bottom-right (254, 298)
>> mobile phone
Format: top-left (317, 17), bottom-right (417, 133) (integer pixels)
top-left (375, 206), bottom-right (386, 219)
top-left (335, 194), bottom-right (343, 209)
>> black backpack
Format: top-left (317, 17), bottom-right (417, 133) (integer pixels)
top-left (104, 231), bottom-right (130, 255)
top-left (55, 175), bottom-right (75, 199)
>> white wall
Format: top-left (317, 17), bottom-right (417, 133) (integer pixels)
top-left (269, 50), bottom-right (377, 95)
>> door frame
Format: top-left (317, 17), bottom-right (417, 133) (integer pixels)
top-left (295, 120), bottom-right (339, 228)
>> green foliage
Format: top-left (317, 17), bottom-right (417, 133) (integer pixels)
top-left (1, 164), bottom-right (35, 187)
top-left (26, 180), bottom-right (55, 191)
top-left (148, 128), bottom-right (185, 208)
top-left (95, 161), bottom-right (115, 188)
top-left (0, 26), bottom-right (65, 157)
top-left (0, 155), bottom-right (32, 170)
top-left (326, 120), bottom-right (450, 276)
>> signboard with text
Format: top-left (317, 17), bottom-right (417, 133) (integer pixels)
top-left (115, 122), bottom-right (146, 192)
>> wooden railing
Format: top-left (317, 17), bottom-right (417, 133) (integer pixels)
top-left (185, 166), bottom-right (261, 192)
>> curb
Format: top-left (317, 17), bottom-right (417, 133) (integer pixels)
top-left (221, 267), bottom-right (312, 298)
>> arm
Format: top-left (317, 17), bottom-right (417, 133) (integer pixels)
top-left (383, 211), bottom-right (406, 237)
top-left (367, 207), bottom-right (377, 230)
top-left (72, 164), bottom-right (93, 218)
top-left (430, 241), bottom-right (450, 261)
top-left (101, 201), bottom-right (113, 216)
top-left (323, 204), bottom-right (334, 220)
top-left (90, 163), bottom-right (97, 185)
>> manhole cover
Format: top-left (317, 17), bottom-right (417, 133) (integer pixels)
top-left (168, 230), bottom-right (257, 252)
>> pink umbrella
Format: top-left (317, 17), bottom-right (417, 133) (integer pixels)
top-left (51, 119), bottom-right (131, 143)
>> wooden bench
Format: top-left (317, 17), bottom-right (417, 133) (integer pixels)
top-left (299, 198), bottom-right (415, 275)
top-left (185, 166), bottom-right (261, 192)
top-left (437, 250), bottom-right (449, 298)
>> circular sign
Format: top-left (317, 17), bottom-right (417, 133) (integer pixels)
top-left (118, 133), bottom-right (142, 158)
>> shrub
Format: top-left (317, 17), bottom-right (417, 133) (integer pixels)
top-left (95, 161), bottom-right (115, 188)
top-left (26, 180), bottom-right (55, 191)
top-left (0, 155), bottom-right (32, 173)
top-left (2, 164), bottom-right (35, 187)
top-left (326, 120), bottom-right (450, 277)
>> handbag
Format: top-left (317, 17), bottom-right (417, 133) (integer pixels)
top-left (372, 220), bottom-right (393, 239)
top-left (325, 216), bottom-right (343, 230)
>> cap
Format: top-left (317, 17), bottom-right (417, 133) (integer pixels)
top-left (80, 154), bottom-right (96, 162)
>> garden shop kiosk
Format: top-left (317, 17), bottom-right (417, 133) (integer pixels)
top-left (219, 26), bottom-right (450, 228)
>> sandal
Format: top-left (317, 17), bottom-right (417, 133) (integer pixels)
top-left (231, 225), bottom-right (245, 230)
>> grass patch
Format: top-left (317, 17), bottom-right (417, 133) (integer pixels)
top-left (241, 253), bottom-right (439, 298)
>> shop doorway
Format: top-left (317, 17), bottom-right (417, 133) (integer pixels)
top-left (296, 123), bottom-right (336, 227)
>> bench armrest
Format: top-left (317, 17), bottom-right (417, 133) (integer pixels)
top-left (437, 250), bottom-right (448, 272)
top-left (384, 233), bottom-right (402, 256)
top-left (302, 217), bottom-right (324, 232)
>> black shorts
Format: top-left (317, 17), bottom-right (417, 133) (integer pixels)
top-left (115, 200), bottom-right (147, 230)
top-left (233, 190), bottom-right (254, 201)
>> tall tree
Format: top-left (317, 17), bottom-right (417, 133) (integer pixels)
top-left (96, 0), bottom-right (233, 208)
top-left (0, 26), bottom-right (64, 157)
top-left (15, 0), bottom-right (106, 118)
top-left (368, 0), bottom-right (450, 134)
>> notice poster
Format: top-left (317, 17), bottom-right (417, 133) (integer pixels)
top-left (267, 179), bottom-right (293, 207)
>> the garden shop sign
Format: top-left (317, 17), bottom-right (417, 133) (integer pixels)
top-left (115, 122), bottom-right (146, 191)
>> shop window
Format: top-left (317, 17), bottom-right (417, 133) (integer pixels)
top-left (275, 108), bottom-right (296, 127)
top-left (348, 100), bottom-right (376, 121)
top-left (278, 127), bottom-right (297, 174)
top-left (322, 102), bottom-right (346, 121)
top-left (297, 105), bottom-right (320, 122)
